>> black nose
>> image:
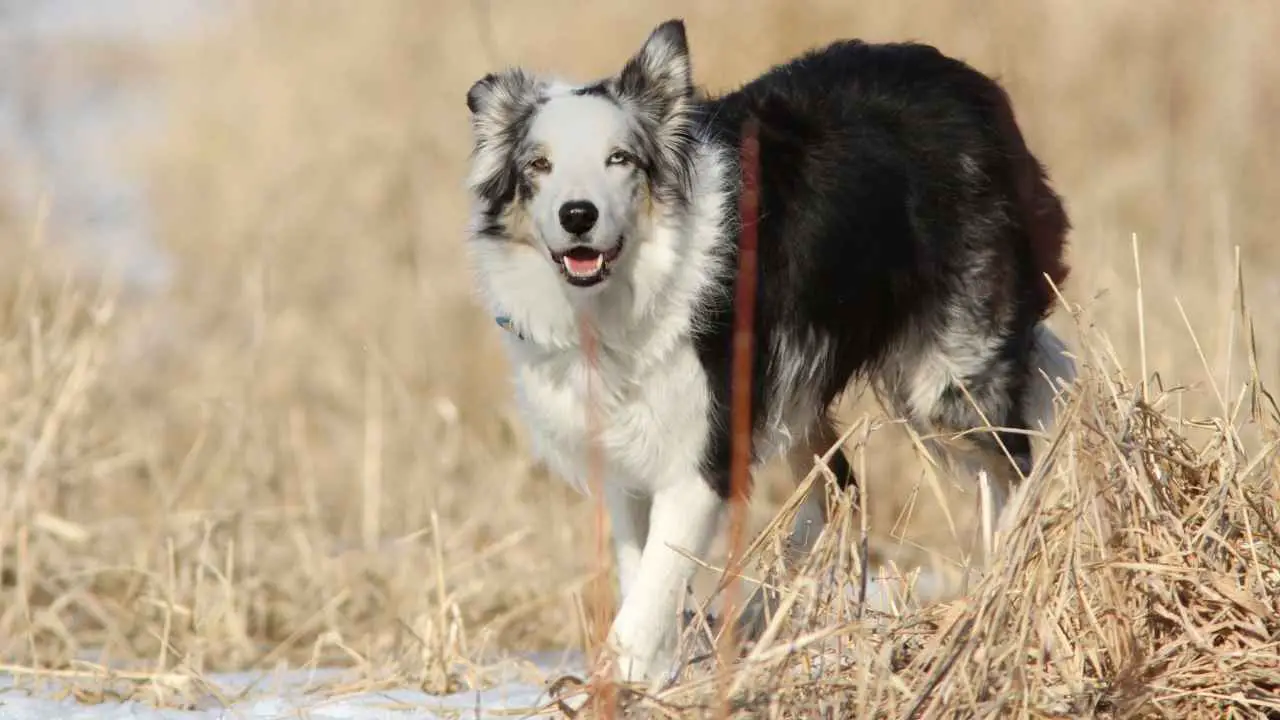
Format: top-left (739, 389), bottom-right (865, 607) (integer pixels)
top-left (558, 200), bottom-right (598, 235)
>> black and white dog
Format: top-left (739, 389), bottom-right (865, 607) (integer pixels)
top-left (463, 19), bottom-right (1075, 684)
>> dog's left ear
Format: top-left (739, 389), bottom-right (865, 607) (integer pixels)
top-left (613, 20), bottom-right (697, 206)
top-left (617, 19), bottom-right (692, 110)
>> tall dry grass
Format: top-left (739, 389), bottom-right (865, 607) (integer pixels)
top-left (2, 0), bottom-right (1279, 716)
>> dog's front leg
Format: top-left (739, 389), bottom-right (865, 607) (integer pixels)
top-left (603, 484), bottom-right (650, 602)
top-left (607, 474), bottom-right (722, 686)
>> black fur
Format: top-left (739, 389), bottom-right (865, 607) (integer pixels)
top-left (689, 39), bottom-right (1070, 497)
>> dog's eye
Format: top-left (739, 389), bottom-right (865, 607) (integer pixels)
top-left (528, 157), bottom-right (552, 173)
top-left (606, 150), bottom-right (634, 167)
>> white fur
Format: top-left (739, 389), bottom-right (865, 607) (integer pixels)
top-left (469, 138), bottom-right (731, 492)
top-left (610, 472), bottom-right (723, 683)
top-left (467, 92), bottom-right (733, 681)
top-left (760, 330), bottom-right (832, 461)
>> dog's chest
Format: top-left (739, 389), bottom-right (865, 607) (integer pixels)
top-left (506, 339), bottom-right (711, 493)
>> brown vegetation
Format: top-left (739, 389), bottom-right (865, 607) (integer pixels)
top-left (2, 1), bottom-right (1279, 716)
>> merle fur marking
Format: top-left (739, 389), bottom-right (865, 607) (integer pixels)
top-left (462, 18), bottom-right (1075, 686)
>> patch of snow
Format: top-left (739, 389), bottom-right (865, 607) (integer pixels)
top-left (0, 652), bottom-right (586, 720)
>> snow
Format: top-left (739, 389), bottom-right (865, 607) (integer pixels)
top-left (0, 653), bottom-right (586, 719)
top-left (0, 684), bottom-right (549, 720)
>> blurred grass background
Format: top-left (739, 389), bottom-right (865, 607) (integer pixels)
top-left (2, 0), bottom-right (1279, 689)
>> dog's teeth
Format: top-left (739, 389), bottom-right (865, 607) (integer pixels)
top-left (563, 255), bottom-right (604, 277)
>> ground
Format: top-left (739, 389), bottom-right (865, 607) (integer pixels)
top-left (1, 1), bottom-right (1279, 718)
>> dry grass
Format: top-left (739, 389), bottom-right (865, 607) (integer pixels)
top-left (624, 308), bottom-right (1280, 718)
top-left (2, 0), bottom-right (1280, 717)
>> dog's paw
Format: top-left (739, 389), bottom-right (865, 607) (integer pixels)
top-left (611, 648), bottom-right (681, 691)
top-left (680, 607), bottom-right (719, 633)
top-left (607, 616), bottom-right (680, 689)
top-left (729, 586), bottom-right (778, 646)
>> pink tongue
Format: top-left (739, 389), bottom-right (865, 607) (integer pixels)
top-left (565, 254), bottom-right (600, 275)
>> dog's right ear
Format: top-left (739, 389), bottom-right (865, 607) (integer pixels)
top-left (465, 69), bottom-right (539, 123)
top-left (466, 73), bottom-right (499, 116)
top-left (464, 69), bottom-right (540, 205)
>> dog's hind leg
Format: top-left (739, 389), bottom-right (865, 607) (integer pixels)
top-left (884, 319), bottom-right (1074, 553)
top-left (998, 322), bottom-right (1076, 531)
top-left (1022, 323), bottom-right (1076, 440)
top-left (735, 418), bottom-right (858, 641)
top-left (784, 419), bottom-right (859, 557)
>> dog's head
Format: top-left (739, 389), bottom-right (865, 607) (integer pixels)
top-left (464, 20), bottom-right (697, 295)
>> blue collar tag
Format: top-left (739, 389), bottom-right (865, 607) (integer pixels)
top-left (495, 314), bottom-right (525, 341)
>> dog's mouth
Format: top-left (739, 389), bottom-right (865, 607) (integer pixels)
top-left (550, 239), bottom-right (625, 287)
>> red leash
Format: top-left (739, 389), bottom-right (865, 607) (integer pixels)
top-left (718, 116), bottom-right (762, 713)
top-left (580, 117), bottom-right (763, 717)
top-left (731, 121), bottom-right (763, 506)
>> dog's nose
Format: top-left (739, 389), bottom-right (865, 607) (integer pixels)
top-left (558, 200), bottom-right (598, 235)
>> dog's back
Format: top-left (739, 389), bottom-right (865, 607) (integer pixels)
top-left (701, 38), bottom-right (1068, 315)
top-left (689, 38), bottom-right (1072, 503)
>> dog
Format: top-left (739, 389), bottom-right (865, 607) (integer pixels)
top-left (462, 18), bottom-right (1075, 685)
